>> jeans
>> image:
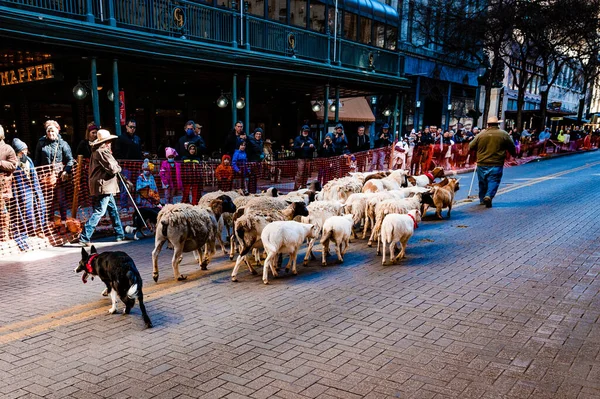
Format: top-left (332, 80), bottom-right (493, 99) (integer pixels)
top-left (81, 194), bottom-right (124, 242)
top-left (370, 149), bottom-right (386, 171)
top-left (294, 159), bottom-right (311, 190)
top-left (119, 169), bottom-right (131, 208)
top-left (476, 165), bottom-right (504, 202)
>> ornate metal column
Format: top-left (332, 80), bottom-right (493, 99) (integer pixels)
top-left (112, 59), bottom-right (121, 136)
top-left (90, 57), bottom-right (100, 126)
top-left (245, 74), bottom-right (250, 131)
top-left (232, 73), bottom-right (238, 127)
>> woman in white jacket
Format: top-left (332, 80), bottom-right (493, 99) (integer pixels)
top-left (392, 138), bottom-right (410, 170)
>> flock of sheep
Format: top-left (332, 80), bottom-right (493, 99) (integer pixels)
top-left (151, 166), bottom-right (460, 285)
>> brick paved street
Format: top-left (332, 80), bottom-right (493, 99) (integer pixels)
top-left (1, 152), bottom-right (600, 399)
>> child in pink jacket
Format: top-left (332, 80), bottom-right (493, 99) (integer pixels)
top-left (159, 147), bottom-right (182, 203)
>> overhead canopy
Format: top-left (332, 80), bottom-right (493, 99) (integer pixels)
top-left (329, 0), bottom-right (400, 24)
top-left (563, 115), bottom-right (589, 124)
top-left (314, 96), bottom-right (376, 122)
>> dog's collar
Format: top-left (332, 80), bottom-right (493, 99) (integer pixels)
top-left (408, 214), bottom-right (418, 229)
top-left (86, 254), bottom-right (99, 274)
top-left (425, 172), bottom-right (435, 182)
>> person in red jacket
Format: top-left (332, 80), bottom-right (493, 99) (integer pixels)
top-left (215, 154), bottom-right (233, 191)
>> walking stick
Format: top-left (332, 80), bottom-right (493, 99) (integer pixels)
top-left (466, 166), bottom-right (477, 200)
top-left (118, 173), bottom-right (148, 230)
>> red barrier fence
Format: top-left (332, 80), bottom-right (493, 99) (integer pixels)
top-left (0, 138), bottom-right (593, 255)
top-left (0, 148), bottom-right (390, 255)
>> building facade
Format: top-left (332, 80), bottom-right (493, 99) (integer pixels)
top-left (490, 57), bottom-right (588, 131)
top-left (0, 0), bottom-right (481, 155)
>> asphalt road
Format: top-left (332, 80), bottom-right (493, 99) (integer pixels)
top-left (1, 151), bottom-right (599, 399)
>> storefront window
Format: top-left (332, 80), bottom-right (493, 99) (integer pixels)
top-left (374, 22), bottom-right (385, 48)
top-left (247, 0), bottom-right (265, 17)
top-left (344, 12), bottom-right (358, 41)
top-left (360, 18), bottom-right (372, 44)
top-left (310, 3), bottom-right (326, 32)
top-left (385, 25), bottom-right (397, 50)
top-left (290, 0), bottom-right (307, 27)
top-left (268, 0), bottom-right (287, 23)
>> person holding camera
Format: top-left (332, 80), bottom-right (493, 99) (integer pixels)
top-left (332, 123), bottom-right (350, 156)
top-left (318, 134), bottom-right (336, 185)
top-left (370, 123), bottom-right (392, 171)
top-left (292, 125), bottom-right (315, 190)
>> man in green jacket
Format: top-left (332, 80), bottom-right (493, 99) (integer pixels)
top-left (79, 129), bottom-right (125, 246)
top-left (469, 116), bottom-right (516, 208)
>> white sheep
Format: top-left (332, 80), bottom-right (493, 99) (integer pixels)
top-left (261, 221), bottom-right (316, 284)
top-left (362, 169), bottom-right (408, 193)
top-left (343, 193), bottom-right (370, 234)
top-left (230, 201), bottom-right (309, 282)
top-left (229, 197), bottom-right (308, 260)
top-left (320, 214), bottom-right (353, 266)
top-left (302, 200), bottom-right (344, 265)
top-left (369, 193), bottom-right (423, 248)
top-left (318, 176), bottom-right (363, 203)
top-left (380, 209), bottom-right (421, 265)
top-left (407, 166), bottom-right (446, 187)
top-left (362, 187), bottom-right (430, 239)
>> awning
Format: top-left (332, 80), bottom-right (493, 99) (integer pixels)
top-left (338, 0), bottom-right (399, 24)
top-left (504, 109), bottom-right (575, 118)
top-left (563, 116), bottom-right (590, 123)
top-left (314, 97), bottom-right (376, 122)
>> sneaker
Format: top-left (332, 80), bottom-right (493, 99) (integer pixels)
top-left (483, 196), bottom-right (492, 208)
top-left (79, 240), bottom-right (90, 247)
top-left (115, 237), bottom-right (125, 242)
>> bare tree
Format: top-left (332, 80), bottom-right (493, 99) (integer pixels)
top-left (411, 0), bottom-right (517, 126)
top-left (412, 0), bottom-right (600, 131)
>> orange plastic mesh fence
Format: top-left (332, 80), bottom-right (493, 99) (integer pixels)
top-left (0, 138), bottom-right (590, 255)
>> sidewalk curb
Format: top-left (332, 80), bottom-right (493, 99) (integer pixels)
top-left (449, 148), bottom-right (598, 176)
top-left (523, 148), bottom-right (598, 164)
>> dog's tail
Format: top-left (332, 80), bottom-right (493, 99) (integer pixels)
top-left (127, 284), bottom-right (139, 299)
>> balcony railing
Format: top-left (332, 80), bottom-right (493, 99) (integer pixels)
top-left (247, 16), bottom-right (329, 62)
top-left (4, 0), bottom-right (87, 18)
top-left (339, 39), bottom-right (402, 76)
top-left (2, 0), bottom-right (404, 76)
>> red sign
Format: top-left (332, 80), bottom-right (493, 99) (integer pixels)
top-left (119, 91), bottom-right (126, 126)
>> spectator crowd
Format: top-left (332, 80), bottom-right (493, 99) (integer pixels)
top-left (1, 117), bottom-right (599, 249)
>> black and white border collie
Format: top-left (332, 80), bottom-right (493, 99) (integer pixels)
top-left (76, 246), bottom-right (153, 328)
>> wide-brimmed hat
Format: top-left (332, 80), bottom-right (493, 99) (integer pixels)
top-left (91, 129), bottom-right (119, 146)
top-left (487, 116), bottom-right (503, 124)
top-left (264, 139), bottom-right (275, 145)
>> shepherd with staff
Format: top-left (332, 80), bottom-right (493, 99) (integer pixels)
top-left (78, 129), bottom-right (125, 246)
